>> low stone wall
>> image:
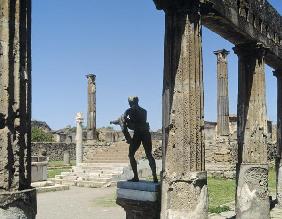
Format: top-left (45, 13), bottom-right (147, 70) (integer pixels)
top-left (31, 142), bottom-right (75, 161)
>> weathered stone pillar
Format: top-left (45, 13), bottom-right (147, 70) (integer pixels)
top-left (63, 150), bottom-right (71, 166)
top-left (233, 43), bottom-right (269, 219)
top-left (86, 74), bottom-right (97, 140)
top-left (274, 69), bottom-right (282, 207)
top-left (214, 49), bottom-right (230, 136)
top-left (153, 1), bottom-right (208, 218)
top-left (0, 1), bottom-right (37, 218)
top-left (75, 113), bottom-right (84, 166)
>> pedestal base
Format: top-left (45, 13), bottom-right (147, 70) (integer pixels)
top-left (236, 163), bottom-right (270, 219)
top-left (0, 188), bottom-right (37, 219)
top-left (116, 181), bottom-right (160, 219)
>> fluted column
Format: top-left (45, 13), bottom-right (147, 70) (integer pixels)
top-left (274, 69), bottom-right (282, 207)
top-left (76, 113), bottom-right (84, 166)
top-left (234, 43), bottom-right (269, 219)
top-left (214, 49), bottom-right (230, 136)
top-left (153, 1), bottom-right (208, 218)
top-left (86, 74), bottom-right (97, 140)
top-left (0, 1), bottom-right (36, 218)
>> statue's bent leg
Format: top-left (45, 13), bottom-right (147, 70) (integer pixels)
top-left (128, 134), bottom-right (141, 181)
top-left (142, 132), bottom-right (158, 182)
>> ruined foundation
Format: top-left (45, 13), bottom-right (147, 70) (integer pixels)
top-left (162, 172), bottom-right (208, 219)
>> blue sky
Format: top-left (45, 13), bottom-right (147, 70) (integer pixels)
top-left (32, 0), bottom-right (282, 131)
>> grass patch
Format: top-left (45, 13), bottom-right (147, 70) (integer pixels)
top-left (48, 160), bottom-right (75, 167)
top-left (208, 177), bottom-right (235, 212)
top-left (92, 193), bottom-right (117, 207)
top-left (268, 165), bottom-right (276, 193)
top-left (48, 168), bottom-right (71, 178)
top-left (209, 205), bottom-right (230, 214)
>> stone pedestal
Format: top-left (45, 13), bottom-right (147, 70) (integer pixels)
top-left (236, 164), bottom-right (269, 218)
top-left (116, 181), bottom-right (160, 219)
top-left (0, 188), bottom-right (37, 219)
top-left (31, 156), bottom-right (48, 182)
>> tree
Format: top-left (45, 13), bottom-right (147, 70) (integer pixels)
top-left (31, 127), bottom-right (54, 142)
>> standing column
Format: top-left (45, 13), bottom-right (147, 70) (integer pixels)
top-left (0, 1), bottom-right (36, 218)
top-left (274, 69), bottom-right (282, 206)
top-left (153, 1), bottom-right (208, 218)
top-left (233, 43), bottom-right (269, 219)
top-left (214, 49), bottom-right (230, 136)
top-left (76, 113), bottom-right (84, 166)
top-left (86, 74), bottom-right (97, 140)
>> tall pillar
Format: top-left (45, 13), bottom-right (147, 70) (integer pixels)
top-left (76, 113), bottom-right (84, 166)
top-left (233, 43), bottom-right (269, 219)
top-left (86, 74), bottom-right (97, 140)
top-left (214, 49), bottom-right (230, 136)
top-left (0, 1), bottom-right (36, 218)
top-left (153, 1), bottom-right (208, 218)
top-left (274, 69), bottom-right (282, 206)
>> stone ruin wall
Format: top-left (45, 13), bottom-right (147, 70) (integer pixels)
top-left (32, 142), bottom-right (76, 161)
top-left (32, 124), bottom-right (275, 177)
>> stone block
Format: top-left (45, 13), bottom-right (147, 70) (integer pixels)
top-left (31, 160), bottom-right (48, 182)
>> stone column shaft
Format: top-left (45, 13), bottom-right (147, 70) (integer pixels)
top-left (0, 1), bottom-right (36, 218)
top-left (154, 1), bottom-right (208, 218)
top-left (86, 74), bottom-right (96, 140)
top-left (234, 43), bottom-right (269, 219)
top-left (274, 69), bottom-right (282, 206)
top-left (76, 113), bottom-right (84, 166)
top-left (214, 49), bottom-right (230, 136)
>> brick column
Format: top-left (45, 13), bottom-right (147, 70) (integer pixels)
top-left (0, 0), bottom-right (36, 218)
top-left (233, 43), bottom-right (269, 219)
top-left (214, 49), bottom-right (230, 136)
top-left (86, 74), bottom-right (97, 140)
top-left (274, 69), bottom-right (282, 206)
top-left (153, 1), bottom-right (208, 218)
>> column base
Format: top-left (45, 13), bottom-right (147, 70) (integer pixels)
top-left (116, 181), bottom-right (160, 219)
top-left (161, 171), bottom-right (208, 219)
top-left (236, 163), bottom-right (270, 219)
top-left (0, 188), bottom-right (37, 219)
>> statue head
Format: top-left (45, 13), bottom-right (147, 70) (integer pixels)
top-left (128, 96), bottom-right (139, 107)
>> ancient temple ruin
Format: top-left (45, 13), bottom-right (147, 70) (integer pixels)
top-left (0, 0), bottom-right (282, 218)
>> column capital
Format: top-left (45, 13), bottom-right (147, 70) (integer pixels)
top-left (273, 69), bottom-right (282, 78)
top-left (214, 49), bottom-right (230, 63)
top-left (86, 73), bottom-right (96, 82)
top-left (153, 0), bottom-right (201, 13)
top-left (233, 43), bottom-right (268, 59)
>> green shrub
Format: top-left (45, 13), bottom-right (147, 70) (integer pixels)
top-left (31, 127), bottom-right (54, 142)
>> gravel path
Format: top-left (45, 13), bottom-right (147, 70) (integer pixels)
top-left (37, 186), bottom-right (125, 219)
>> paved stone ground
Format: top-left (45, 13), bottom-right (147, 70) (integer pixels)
top-left (38, 186), bottom-right (282, 219)
top-left (37, 186), bottom-right (125, 219)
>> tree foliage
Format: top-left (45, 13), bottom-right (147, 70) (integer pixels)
top-left (31, 127), bottom-right (54, 142)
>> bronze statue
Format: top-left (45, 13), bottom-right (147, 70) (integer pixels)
top-left (111, 96), bottom-right (158, 183)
